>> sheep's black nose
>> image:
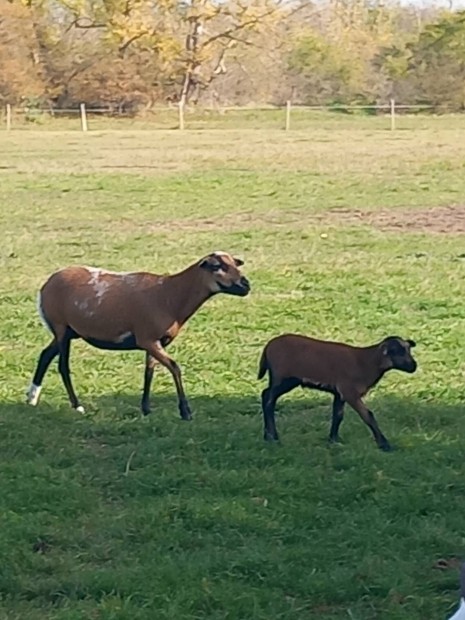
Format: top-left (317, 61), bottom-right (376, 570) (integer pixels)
top-left (240, 276), bottom-right (250, 290)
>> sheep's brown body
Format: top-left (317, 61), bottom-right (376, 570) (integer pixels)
top-left (258, 333), bottom-right (417, 451)
top-left (27, 251), bottom-right (250, 417)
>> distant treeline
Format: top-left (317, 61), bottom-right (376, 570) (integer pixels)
top-left (1, 0), bottom-right (464, 112)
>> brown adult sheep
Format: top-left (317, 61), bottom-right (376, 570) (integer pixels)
top-left (27, 251), bottom-right (250, 418)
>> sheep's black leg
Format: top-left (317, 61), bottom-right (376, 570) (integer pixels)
top-left (261, 387), bottom-right (276, 440)
top-left (262, 378), bottom-right (300, 441)
top-left (143, 342), bottom-right (192, 420)
top-left (347, 396), bottom-right (391, 451)
top-left (27, 339), bottom-right (60, 406)
top-left (329, 393), bottom-right (345, 443)
top-left (141, 353), bottom-right (157, 415)
top-left (58, 333), bottom-right (83, 412)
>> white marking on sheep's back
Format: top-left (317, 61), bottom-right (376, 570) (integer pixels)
top-left (85, 267), bottom-right (113, 303)
top-left (84, 267), bottom-right (139, 302)
top-left (84, 266), bottom-right (132, 278)
top-left (94, 279), bottom-right (110, 301)
top-left (27, 383), bottom-right (42, 406)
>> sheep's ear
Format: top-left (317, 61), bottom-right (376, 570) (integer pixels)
top-left (407, 339), bottom-right (416, 348)
top-left (233, 257), bottom-right (244, 267)
top-left (200, 256), bottom-right (221, 271)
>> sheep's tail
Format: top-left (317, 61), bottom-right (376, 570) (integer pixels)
top-left (37, 289), bottom-right (53, 333)
top-left (257, 348), bottom-right (268, 381)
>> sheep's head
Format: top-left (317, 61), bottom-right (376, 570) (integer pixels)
top-left (380, 336), bottom-right (417, 373)
top-left (199, 251), bottom-right (250, 297)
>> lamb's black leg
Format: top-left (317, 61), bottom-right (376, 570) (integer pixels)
top-left (347, 395), bottom-right (391, 451)
top-left (329, 393), bottom-right (345, 443)
top-left (262, 378), bottom-right (300, 441)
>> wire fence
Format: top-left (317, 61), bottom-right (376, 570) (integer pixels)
top-left (2, 101), bottom-right (465, 132)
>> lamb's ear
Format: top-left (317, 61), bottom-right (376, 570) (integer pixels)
top-left (199, 255), bottom-right (222, 272)
top-left (233, 257), bottom-right (244, 267)
top-left (407, 339), bottom-right (416, 348)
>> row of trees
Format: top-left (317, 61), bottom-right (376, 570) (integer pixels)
top-left (1, 0), bottom-right (464, 111)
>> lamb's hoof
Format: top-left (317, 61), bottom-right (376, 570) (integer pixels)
top-left (328, 437), bottom-right (343, 446)
top-left (379, 442), bottom-right (393, 452)
top-left (264, 433), bottom-right (279, 442)
top-left (75, 405), bottom-right (86, 414)
top-left (180, 404), bottom-right (193, 421)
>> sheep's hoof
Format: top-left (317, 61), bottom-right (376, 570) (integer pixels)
top-left (379, 442), bottom-right (393, 452)
top-left (264, 432), bottom-right (279, 442)
top-left (141, 404), bottom-right (151, 416)
top-left (328, 436), bottom-right (342, 445)
top-left (26, 384), bottom-right (42, 406)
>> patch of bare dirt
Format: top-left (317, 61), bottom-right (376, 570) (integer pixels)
top-left (140, 204), bottom-right (465, 235)
top-left (325, 205), bottom-right (465, 234)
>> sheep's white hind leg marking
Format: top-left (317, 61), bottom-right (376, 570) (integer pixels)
top-left (28, 340), bottom-right (60, 407)
top-left (26, 383), bottom-right (42, 406)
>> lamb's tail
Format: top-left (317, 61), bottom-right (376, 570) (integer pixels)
top-left (257, 348), bottom-right (268, 381)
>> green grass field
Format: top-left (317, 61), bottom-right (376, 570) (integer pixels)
top-left (1, 121), bottom-right (464, 619)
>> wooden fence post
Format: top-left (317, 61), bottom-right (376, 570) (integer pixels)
top-left (285, 100), bottom-right (291, 131)
top-left (80, 103), bottom-right (88, 132)
top-left (390, 99), bottom-right (396, 131)
top-left (6, 104), bottom-right (11, 130)
top-left (178, 101), bottom-right (185, 130)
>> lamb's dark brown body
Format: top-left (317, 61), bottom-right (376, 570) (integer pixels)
top-left (258, 333), bottom-right (417, 451)
top-left (27, 251), bottom-right (250, 417)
